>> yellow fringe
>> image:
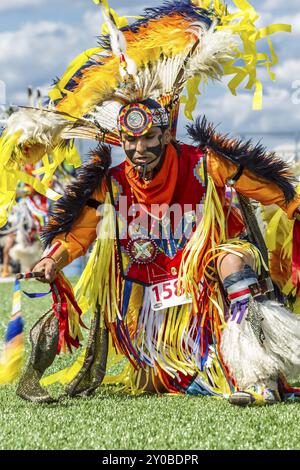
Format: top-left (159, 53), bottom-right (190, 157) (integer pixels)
top-left (75, 192), bottom-right (120, 322)
top-left (261, 188), bottom-right (300, 313)
top-left (180, 176), bottom-right (226, 297)
top-left (42, 333), bottom-right (124, 387)
top-left (0, 342), bottom-right (24, 385)
top-left (42, 173), bottom-right (267, 394)
top-left (0, 130), bottom-right (61, 227)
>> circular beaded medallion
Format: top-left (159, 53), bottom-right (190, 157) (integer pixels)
top-left (127, 237), bottom-right (158, 265)
top-left (119, 103), bottom-right (153, 137)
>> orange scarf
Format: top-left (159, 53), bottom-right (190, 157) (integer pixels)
top-left (125, 143), bottom-right (179, 218)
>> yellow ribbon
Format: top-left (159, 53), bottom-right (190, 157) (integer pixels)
top-left (33, 145), bottom-right (81, 185)
top-left (0, 129), bottom-right (63, 226)
top-left (189, 1), bottom-right (291, 113)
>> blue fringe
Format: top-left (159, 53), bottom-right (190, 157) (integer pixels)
top-left (200, 328), bottom-right (209, 372)
top-left (115, 280), bottom-right (143, 364)
top-left (121, 280), bottom-right (133, 319)
top-left (64, 58), bottom-right (103, 93)
top-left (5, 317), bottom-right (24, 343)
top-left (185, 374), bottom-right (216, 397)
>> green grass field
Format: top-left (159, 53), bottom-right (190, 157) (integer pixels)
top-left (1, 280), bottom-right (300, 451)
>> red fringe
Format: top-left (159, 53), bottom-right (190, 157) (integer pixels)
top-left (51, 274), bottom-right (84, 354)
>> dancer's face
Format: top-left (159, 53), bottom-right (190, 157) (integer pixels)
top-left (121, 127), bottom-right (171, 179)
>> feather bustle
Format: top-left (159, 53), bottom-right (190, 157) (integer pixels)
top-left (41, 145), bottom-right (112, 247)
top-left (187, 116), bottom-right (297, 203)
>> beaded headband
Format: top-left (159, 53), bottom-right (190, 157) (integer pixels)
top-left (118, 103), bottom-right (169, 137)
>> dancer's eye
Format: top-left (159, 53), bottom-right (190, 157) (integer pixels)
top-left (125, 136), bottom-right (136, 143)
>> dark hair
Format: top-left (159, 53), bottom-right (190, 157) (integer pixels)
top-left (141, 99), bottom-right (170, 133)
top-left (140, 98), bottom-right (164, 110)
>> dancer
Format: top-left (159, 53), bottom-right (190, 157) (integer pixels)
top-left (1, 1), bottom-right (298, 405)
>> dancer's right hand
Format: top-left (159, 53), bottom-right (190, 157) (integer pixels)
top-left (32, 258), bottom-right (57, 283)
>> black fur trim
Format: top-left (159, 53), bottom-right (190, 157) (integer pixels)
top-left (187, 116), bottom-right (297, 203)
top-left (41, 144), bottom-right (111, 248)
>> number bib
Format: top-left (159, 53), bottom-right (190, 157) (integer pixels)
top-left (149, 278), bottom-right (192, 311)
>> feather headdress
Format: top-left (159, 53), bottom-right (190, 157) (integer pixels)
top-left (0, 0), bottom-right (291, 227)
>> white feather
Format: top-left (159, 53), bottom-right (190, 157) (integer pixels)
top-left (6, 108), bottom-right (70, 147)
top-left (101, 6), bottom-right (126, 57)
top-left (111, 27), bottom-right (235, 105)
top-left (221, 300), bottom-right (300, 389)
top-left (6, 108), bottom-right (103, 146)
top-left (185, 28), bottom-right (236, 82)
top-left (101, 6), bottom-right (137, 79)
top-left (114, 54), bottom-right (185, 103)
top-left (120, 55), bottom-right (137, 77)
top-left (89, 101), bottom-right (121, 131)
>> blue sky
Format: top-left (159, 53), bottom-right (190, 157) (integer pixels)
top-left (0, 0), bottom-right (300, 152)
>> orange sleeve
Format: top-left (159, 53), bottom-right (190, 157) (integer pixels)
top-left (50, 180), bottom-right (108, 266)
top-left (207, 148), bottom-right (300, 220)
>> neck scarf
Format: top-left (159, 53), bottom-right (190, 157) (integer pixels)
top-left (125, 143), bottom-right (179, 218)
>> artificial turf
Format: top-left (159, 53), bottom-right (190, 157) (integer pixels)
top-left (1, 280), bottom-right (300, 450)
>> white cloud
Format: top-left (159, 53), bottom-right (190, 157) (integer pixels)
top-left (259, 0), bottom-right (299, 13)
top-left (83, 9), bottom-right (104, 37)
top-left (0, 21), bottom-right (74, 81)
top-left (190, 81), bottom-right (300, 139)
top-left (0, 0), bottom-right (45, 11)
top-left (274, 59), bottom-right (300, 85)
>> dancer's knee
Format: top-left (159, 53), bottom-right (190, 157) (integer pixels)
top-left (217, 251), bottom-right (255, 283)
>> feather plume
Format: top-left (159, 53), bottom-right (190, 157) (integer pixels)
top-left (42, 144), bottom-right (111, 247)
top-left (5, 107), bottom-right (119, 150)
top-left (185, 28), bottom-right (236, 83)
top-left (54, 10), bottom-right (216, 118)
top-left (6, 108), bottom-right (73, 149)
top-left (101, 6), bottom-right (127, 57)
top-left (100, 4), bottom-right (137, 78)
top-left (51, 0), bottom-right (289, 120)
